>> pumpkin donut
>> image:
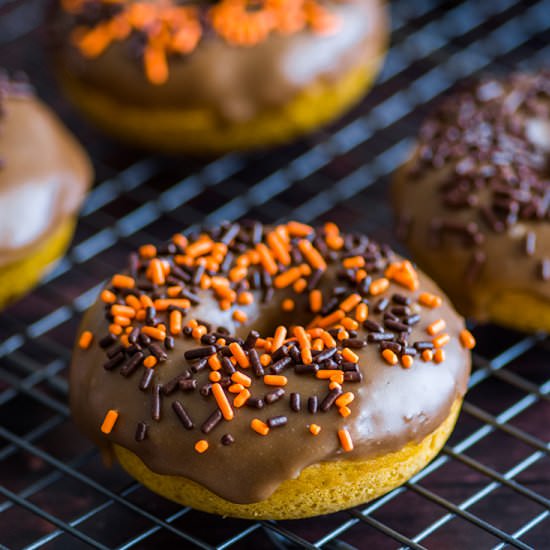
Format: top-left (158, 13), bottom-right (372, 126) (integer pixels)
top-left (393, 70), bottom-right (550, 333)
top-left (0, 70), bottom-right (92, 308)
top-left (52, 0), bottom-right (389, 153)
top-left (71, 221), bottom-right (473, 519)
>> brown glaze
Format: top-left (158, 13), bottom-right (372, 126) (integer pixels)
top-left (70, 224), bottom-right (470, 504)
top-left (393, 71), bottom-right (550, 320)
top-left (0, 74), bottom-right (92, 266)
top-left (54, 0), bottom-right (388, 122)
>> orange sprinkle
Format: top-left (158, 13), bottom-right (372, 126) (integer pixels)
top-left (229, 383), bottom-right (244, 393)
top-left (194, 440), bottom-right (209, 454)
top-left (187, 319), bottom-right (199, 329)
top-left (294, 326), bottom-right (310, 349)
top-left (460, 329), bottom-right (476, 350)
top-left (125, 294), bottom-right (142, 310)
top-left (356, 269), bottom-right (368, 282)
top-left (111, 304), bottom-right (136, 319)
top-left (237, 291), bottom-right (254, 305)
top-left (141, 326), bottom-right (166, 341)
top-left (339, 406), bottom-right (351, 417)
top-left (274, 267), bottom-right (302, 288)
top-left (186, 239), bottom-right (213, 258)
top-left (113, 316), bottom-right (131, 327)
top-left (330, 372), bottom-right (344, 384)
top-left (192, 325), bottom-right (207, 340)
top-left (233, 309), bottom-right (248, 323)
top-left (144, 356), bottom-right (157, 368)
top-left (109, 324), bottom-right (122, 336)
top-left (111, 274), bottom-right (135, 289)
top-left (369, 277), bottom-right (390, 296)
top-left (282, 299), bottom-right (295, 312)
top-left (293, 278), bottom-right (307, 293)
top-left (101, 289), bottom-right (116, 304)
top-left (172, 233), bottom-right (188, 250)
top-left (312, 338), bottom-right (324, 351)
top-left (382, 348), bottom-right (398, 365)
top-left (434, 348), bottom-right (446, 363)
top-left (139, 244), bottom-right (157, 259)
top-left (419, 292), bottom-right (443, 308)
top-left (229, 266), bottom-right (247, 283)
top-left (317, 309), bottom-right (345, 329)
top-left (324, 221), bottom-right (339, 236)
top-left (209, 371), bottom-right (222, 382)
top-left (263, 375), bottom-right (288, 386)
top-left (148, 258), bottom-right (166, 285)
top-left (316, 370), bottom-right (337, 380)
top-left (170, 310), bottom-right (183, 336)
top-left (267, 231), bottom-right (291, 266)
top-left (326, 234), bottom-right (344, 250)
top-left (342, 348), bottom-right (359, 363)
top-left (342, 256), bottom-right (365, 269)
top-left (401, 354), bottom-right (414, 369)
top-left (212, 383), bottom-right (234, 421)
top-left (298, 239), bottom-right (327, 270)
top-left (309, 423), bottom-right (322, 435)
top-left (320, 330), bottom-right (337, 348)
top-left (260, 354), bottom-right (272, 367)
top-left (287, 221), bottom-right (313, 237)
top-left (341, 317), bottom-right (359, 331)
top-left (78, 330), bottom-right (93, 350)
top-left (100, 409), bottom-right (119, 434)
top-left (154, 299), bottom-right (191, 311)
top-left (427, 319), bottom-right (446, 336)
top-left (167, 286), bottom-right (182, 298)
top-left (208, 354), bottom-right (222, 371)
top-left (256, 243), bottom-right (278, 275)
top-left (120, 334), bottom-right (130, 348)
top-left (140, 294), bottom-right (154, 309)
top-left (144, 45), bottom-right (168, 85)
top-left (231, 371), bottom-right (252, 388)
top-left (338, 428), bottom-right (354, 452)
top-left (229, 342), bottom-right (250, 368)
top-left (337, 329), bottom-right (349, 341)
top-left (233, 389), bottom-right (251, 408)
top-left (309, 289), bottom-right (323, 313)
top-left (339, 293), bottom-right (362, 313)
top-left (251, 418), bottom-right (270, 436)
top-left (422, 349), bottom-right (434, 362)
top-left (335, 392), bottom-right (355, 408)
top-left (272, 326), bottom-right (287, 352)
top-left (329, 381), bottom-right (342, 391)
top-left (355, 302), bottom-right (368, 323)
top-left (433, 333), bottom-right (450, 348)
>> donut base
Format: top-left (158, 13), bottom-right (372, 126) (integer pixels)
top-left (0, 219), bottom-right (76, 309)
top-left (113, 398), bottom-right (462, 520)
top-left (58, 59), bottom-right (385, 154)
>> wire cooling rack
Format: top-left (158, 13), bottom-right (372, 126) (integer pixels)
top-left (1, 0), bottom-right (549, 548)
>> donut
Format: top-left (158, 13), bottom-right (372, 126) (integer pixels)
top-left (393, 70), bottom-right (550, 333)
top-left (71, 220), bottom-right (473, 519)
top-left (0, 70), bottom-right (92, 308)
top-left (52, 0), bottom-right (388, 153)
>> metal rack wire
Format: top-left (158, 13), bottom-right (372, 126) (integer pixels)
top-left (0, 0), bottom-right (549, 548)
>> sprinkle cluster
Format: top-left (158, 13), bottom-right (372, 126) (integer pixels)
top-left (79, 221), bottom-right (475, 455)
top-left (61, 0), bottom-right (341, 85)
top-left (405, 71), bottom-right (550, 284)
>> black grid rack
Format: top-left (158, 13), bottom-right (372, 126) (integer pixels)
top-left (1, 0), bottom-right (549, 548)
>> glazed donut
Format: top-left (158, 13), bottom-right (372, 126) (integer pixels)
top-left (393, 70), bottom-right (550, 333)
top-left (52, 0), bottom-right (388, 153)
top-left (72, 221), bottom-right (473, 519)
top-left (0, 70), bottom-right (92, 308)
